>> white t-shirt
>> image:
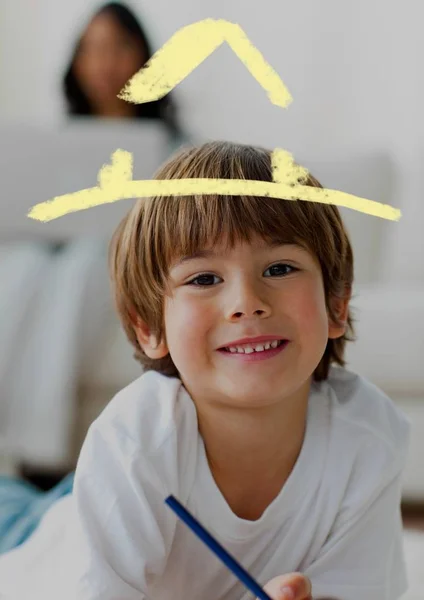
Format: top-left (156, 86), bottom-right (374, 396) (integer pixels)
top-left (0, 366), bottom-right (411, 600)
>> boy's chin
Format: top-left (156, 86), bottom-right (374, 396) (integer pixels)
top-left (221, 386), bottom-right (294, 409)
top-left (219, 373), bottom-right (313, 406)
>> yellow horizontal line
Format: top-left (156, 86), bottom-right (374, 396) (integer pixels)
top-left (27, 178), bottom-right (401, 222)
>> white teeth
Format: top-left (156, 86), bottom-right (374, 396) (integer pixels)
top-left (226, 340), bottom-right (282, 354)
top-left (242, 346), bottom-right (254, 354)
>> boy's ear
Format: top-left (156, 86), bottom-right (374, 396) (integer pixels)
top-left (328, 289), bottom-right (351, 340)
top-left (130, 311), bottom-right (169, 359)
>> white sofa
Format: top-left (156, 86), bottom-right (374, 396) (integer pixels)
top-left (0, 126), bottom-right (423, 502)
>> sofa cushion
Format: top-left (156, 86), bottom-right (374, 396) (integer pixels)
top-left (345, 285), bottom-right (424, 394)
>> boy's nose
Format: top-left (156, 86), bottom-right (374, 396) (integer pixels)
top-left (232, 308), bottom-right (266, 319)
top-left (226, 284), bottom-right (272, 321)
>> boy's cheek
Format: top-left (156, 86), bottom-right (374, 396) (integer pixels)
top-left (291, 289), bottom-right (329, 332)
top-left (165, 302), bottom-right (215, 356)
top-left (290, 302), bottom-right (326, 335)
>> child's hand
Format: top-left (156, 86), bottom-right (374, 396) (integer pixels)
top-left (260, 572), bottom-right (312, 600)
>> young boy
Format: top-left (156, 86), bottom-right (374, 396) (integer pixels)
top-left (0, 141), bottom-right (410, 600)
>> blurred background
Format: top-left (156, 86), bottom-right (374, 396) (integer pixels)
top-left (0, 0), bottom-right (423, 516)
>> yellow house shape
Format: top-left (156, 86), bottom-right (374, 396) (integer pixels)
top-left (28, 18), bottom-right (400, 223)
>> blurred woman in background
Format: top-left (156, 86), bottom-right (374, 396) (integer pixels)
top-left (63, 1), bottom-right (181, 137)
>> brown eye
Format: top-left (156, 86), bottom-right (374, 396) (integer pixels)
top-left (265, 264), bottom-right (298, 277)
top-left (187, 274), bottom-right (221, 286)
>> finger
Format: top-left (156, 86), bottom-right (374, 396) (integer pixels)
top-left (291, 573), bottom-right (312, 599)
top-left (262, 573), bottom-right (312, 600)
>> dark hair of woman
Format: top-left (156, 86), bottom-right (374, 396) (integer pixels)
top-left (63, 2), bottom-right (180, 136)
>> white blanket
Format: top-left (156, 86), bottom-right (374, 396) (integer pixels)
top-left (0, 239), bottom-right (112, 470)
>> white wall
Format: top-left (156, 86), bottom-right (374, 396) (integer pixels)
top-left (1, 0), bottom-right (423, 283)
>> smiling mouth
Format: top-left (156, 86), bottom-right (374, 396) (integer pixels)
top-left (219, 339), bottom-right (287, 354)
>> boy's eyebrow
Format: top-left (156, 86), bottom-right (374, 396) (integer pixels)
top-left (173, 241), bottom-right (296, 267)
top-left (174, 249), bottom-right (220, 266)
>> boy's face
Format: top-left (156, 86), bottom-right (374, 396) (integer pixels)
top-left (136, 235), bottom-right (349, 409)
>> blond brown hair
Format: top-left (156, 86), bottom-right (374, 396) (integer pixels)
top-left (109, 140), bottom-right (355, 381)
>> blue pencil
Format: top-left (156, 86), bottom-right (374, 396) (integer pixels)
top-left (165, 495), bottom-right (273, 600)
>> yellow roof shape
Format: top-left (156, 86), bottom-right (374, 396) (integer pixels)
top-left (118, 18), bottom-right (293, 109)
